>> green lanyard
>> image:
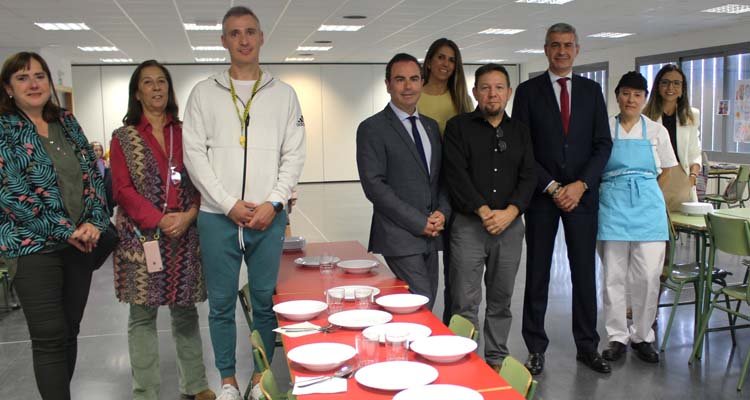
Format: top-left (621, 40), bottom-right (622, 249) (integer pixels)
top-left (229, 70), bottom-right (263, 148)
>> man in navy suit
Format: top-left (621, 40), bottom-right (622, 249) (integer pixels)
top-left (357, 53), bottom-right (451, 310)
top-left (512, 23), bottom-right (613, 375)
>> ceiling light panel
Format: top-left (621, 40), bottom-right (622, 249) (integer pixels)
top-left (184, 23), bottom-right (221, 31)
top-left (702, 4), bottom-right (750, 14)
top-left (285, 57), bottom-right (315, 62)
top-left (35, 22), bottom-right (90, 31)
top-left (318, 25), bottom-right (363, 32)
top-left (587, 32), bottom-right (634, 38)
top-left (515, 0), bottom-right (574, 4)
top-left (478, 59), bottom-right (507, 63)
top-left (78, 46), bottom-right (118, 52)
top-left (195, 57), bottom-right (225, 62)
top-left (515, 48), bottom-right (545, 54)
top-left (192, 46), bottom-right (225, 51)
top-left (478, 28), bottom-right (525, 35)
top-left (101, 58), bottom-right (132, 63)
top-left (297, 46), bottom-right (333, 51)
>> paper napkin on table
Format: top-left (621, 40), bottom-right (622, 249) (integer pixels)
top-left (273, 321), bottom-right (322, 338)
top-left (292, 375), bottom-right (347, 395)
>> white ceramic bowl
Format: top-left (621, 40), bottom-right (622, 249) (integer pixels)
top-left (681, 201), bottom-right (714, 216)
top-left (272, 300), bottom-right (327, 321)
top-left (287, 342), bottom-right (356, 371)
top-left (409, 335), bottom-right (478, 363)
top-left (375, 293), bottom-right (429, 314)
top-left (337, 259), bottom-right (378, 274)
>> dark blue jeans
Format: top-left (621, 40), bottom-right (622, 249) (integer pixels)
top-left (15, 248), bottom-right (93, 400)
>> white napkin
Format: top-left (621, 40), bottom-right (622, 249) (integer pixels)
top-left (292, 375), bottom-right (347, 395)
top-left (273, 322), bottom-right (322, 338)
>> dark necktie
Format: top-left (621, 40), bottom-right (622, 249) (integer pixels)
top-left (557, 77), bottom-right (570, 135)
top-left (407, 116), bottom-right (429, 174)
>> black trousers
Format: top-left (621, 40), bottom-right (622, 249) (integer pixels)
top-left (14, 248), bottom-right (93, 400)
top-left (522, 209), bottom-right (600, 354)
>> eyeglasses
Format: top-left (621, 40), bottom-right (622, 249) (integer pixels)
top-left (495, 126), bottom-right (507, 153)
top-left (659, 79), bottom-right (683, 88)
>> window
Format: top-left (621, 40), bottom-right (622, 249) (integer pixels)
top-left (574, 62), bottom-right (608, 101)
top-left (682, 56), bottom-right (724, 152)
top-left (726, 53), bottom-right (750, 154)
top-left (636, 42), bottom-right (750, 161)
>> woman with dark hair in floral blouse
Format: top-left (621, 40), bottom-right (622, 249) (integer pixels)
top-left (0, 51), bottom-right (109, 400)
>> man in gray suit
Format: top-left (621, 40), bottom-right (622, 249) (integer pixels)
top-left (356, 53), bottom-right (451, 310)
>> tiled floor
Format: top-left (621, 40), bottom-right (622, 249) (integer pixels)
top-left (1, 182), bottom-right (749, 399)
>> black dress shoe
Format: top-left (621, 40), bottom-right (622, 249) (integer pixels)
top-left (524, 353), bottom-right (545, 375)
top-left (576, 351), bottom-right (612, 373)
top-left (602, 341), bottom-right (626, 361)
top-left (631, 341), bottom-right (659, 363)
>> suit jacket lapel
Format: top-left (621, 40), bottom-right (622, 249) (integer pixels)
top-left (383, 105), bottom-right (430, 178)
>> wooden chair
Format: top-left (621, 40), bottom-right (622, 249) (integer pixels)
top-left (689, 213), bottom-right (750, 391)
top-left (499, 356), bottom-right (538, 399)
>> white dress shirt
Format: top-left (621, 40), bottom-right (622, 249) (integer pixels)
top-left (389, 102), bottom-right (432, 174)
top-left (548, 70), bottom-right (573, 112)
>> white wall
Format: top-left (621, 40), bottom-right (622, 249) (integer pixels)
top-left (519, 24), bottom-right (750, 116)
top-left (72, 63), bottom-right (518, 183)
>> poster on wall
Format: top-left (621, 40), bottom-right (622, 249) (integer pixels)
top-left (735, 80), bottom-right (750, 143)
top-left (718, 100), bottom-right (729, 116)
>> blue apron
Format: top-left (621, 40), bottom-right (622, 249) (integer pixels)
top-left (598, 115), bottom-right (668, 241)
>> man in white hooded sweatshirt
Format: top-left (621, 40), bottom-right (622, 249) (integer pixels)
top-left (182, 6), bottom-right (306, 400)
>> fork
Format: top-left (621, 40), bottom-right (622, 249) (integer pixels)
top-left (281, 323), bottom-right (336, 333)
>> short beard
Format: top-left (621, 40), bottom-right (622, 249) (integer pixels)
top-left (481, 105), bottom-right (502, 118)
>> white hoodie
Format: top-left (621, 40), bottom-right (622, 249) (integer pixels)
top-left (183, 69), bottom-right (306, 215)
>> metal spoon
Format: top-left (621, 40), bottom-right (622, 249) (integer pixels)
top-left (297, 365), bottom-right (353, 388)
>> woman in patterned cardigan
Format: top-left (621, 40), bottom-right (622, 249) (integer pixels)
top-left (109, 60), bottom-right (214, 400)
top-left (0, 52), bottom-right (110, 399)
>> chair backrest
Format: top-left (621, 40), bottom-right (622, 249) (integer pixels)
top-left (738, 165), bottom-right (750, 201)
top-left (238, 283), bottom-right (254, 329)
top-left (250, 330), bottom-right (271, 372)
top-left (706, 213), bottom-right (750, 257)
top-left (500, 356), bottom-right (536, 399)
top-left (449, 314), bottom-right (479, 342)
top-left (705, 212), bottom-right (750, 303)
top-left (259, 369), bottom-right (283, 400)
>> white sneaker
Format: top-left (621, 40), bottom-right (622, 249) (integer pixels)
top-left (250, 382), bottom-right (263, 400)
top-left (216, 384), bottom-right (242, 400)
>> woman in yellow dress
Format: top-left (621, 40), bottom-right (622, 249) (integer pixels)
top-left (419, 38), bottom-right (473, 324)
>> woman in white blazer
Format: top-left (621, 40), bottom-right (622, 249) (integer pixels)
top-left (644, 64), bottom-right (702, 201)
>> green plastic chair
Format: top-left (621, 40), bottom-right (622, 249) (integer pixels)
top-left (245, 330), bottom-right (272, 400)
top-left (689, 213), bottom-right (750, 391)
top-left (659, 215), bottom-right (738, 351)
top-left (705, 164), bottom-right (750, 209)
top-left (500, 356), bottom-right (538, 400)
top-left (238, 283), bottom-right (283, 347)
top-left (259, 369), bottom-right (296, 400)
top-left (449, 314), bottom-right (479, 342)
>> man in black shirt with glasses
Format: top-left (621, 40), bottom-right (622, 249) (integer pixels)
top-left (443, 63), bottom-right (536, 371)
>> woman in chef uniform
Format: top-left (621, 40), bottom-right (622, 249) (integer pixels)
top-left (598, 71), bottom-right (678, 365)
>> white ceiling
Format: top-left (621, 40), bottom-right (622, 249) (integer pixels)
top-left (0, 0), bottom-right (747, 65)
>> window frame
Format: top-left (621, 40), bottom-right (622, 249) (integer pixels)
top-left (635, 42), bottom-right (750, 163)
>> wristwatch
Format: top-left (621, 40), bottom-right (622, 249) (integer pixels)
top-left (270, 201), bottom-right (284, 213)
